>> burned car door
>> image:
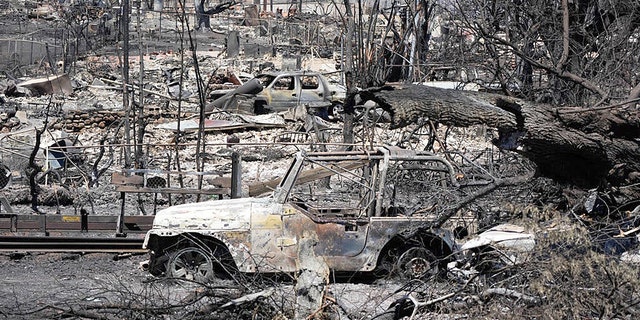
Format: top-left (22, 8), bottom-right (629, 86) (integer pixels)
top-left (280, 202), bottom-right (370, 272)
top-left (247, 202), bottom-right (369, 273)
top-left (267, 74), bottom-right (329, 111)
top-left (277, 157), bottom-right (376, 271)
top-left (268, 75), bottom-right (297, 110)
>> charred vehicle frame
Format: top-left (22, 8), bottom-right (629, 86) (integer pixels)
top-left (143, 146), bottom-right (463, 282)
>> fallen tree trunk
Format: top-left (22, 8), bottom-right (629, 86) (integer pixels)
top-left (359, 85), bottom-right (640, 188)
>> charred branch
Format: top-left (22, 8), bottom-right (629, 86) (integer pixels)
top-left (90, 122), bottom-right (122, 187)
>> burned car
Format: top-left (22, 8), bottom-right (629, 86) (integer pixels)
top-left (249, 71), bottom-right (346, 119)
top-left (206, 71), bottom-right (345, 119)
top-left (252, 71), bottom-right (345, 117)
top-left (143, 147), bottom-right (462, 281)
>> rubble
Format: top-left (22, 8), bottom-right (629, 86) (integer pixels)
top-left (0, 106), bottom-right (20, 132)
top-left (458, 223), bottom-right (536, 273)
top-left (461, 224), bottom-right (535, 253)
top-left (57, 109), bottom-right (124, 131)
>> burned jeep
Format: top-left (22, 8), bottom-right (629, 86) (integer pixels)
top-left (143, 146), bottom-right (462, 281)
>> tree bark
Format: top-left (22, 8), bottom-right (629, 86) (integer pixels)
top-left (359, 85), bottom-right (640, 187)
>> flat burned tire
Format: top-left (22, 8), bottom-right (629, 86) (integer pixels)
top-left (395, 247), bottom-right (439, 280)
top-left (147, 252), bottom-right (168, 276)
top-left (167, 247), bottom-right (215, 282)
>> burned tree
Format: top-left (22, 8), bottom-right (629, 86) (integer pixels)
top-left (360, 85), bottom-right (640, 190)
top-left (440, 0), bottom-right (640, 105)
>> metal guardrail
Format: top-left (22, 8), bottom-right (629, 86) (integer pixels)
top-left (0, 214), bottom-right (153, 236)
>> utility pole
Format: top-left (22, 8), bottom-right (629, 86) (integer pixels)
top-left (122, 0), bottom-right (131, 168)
top-left (136, 0), bottom-right (145, 168)
top-left (118, 0), bottom-right (131, 236)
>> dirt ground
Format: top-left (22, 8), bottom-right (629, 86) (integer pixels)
top-left (0, 252), bottom-right (149, 318)
top-left (0, 251), bottom-right (419, 319)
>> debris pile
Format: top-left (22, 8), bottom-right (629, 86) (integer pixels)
top-left (0, 106), bottom-right (20, 133)
top-left (56, 109), bottom-right (124, 131)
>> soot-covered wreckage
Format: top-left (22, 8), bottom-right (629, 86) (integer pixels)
top-left (143, 146), bottom-right (473, 281)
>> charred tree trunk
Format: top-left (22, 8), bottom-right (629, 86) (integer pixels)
top-left (359, 85), bottom-right (640, 188)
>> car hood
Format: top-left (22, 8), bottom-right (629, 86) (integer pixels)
top-left (151, 197), bottom-right (275, 231)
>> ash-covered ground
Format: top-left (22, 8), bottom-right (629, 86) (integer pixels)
top-left (0, 251), bottom-right (420, 319)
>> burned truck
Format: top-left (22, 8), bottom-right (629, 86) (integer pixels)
top-left (207, 71), bottom-right (345, 119)
top-left (143, 146), bottom-right (462, 281)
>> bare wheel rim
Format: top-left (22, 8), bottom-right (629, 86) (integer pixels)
top-left (168, 247), bottom-right (214, 282)
top-left (396, 247), bottom-right (437, 279)
top-left (330, 103), bottom-right (343, 120)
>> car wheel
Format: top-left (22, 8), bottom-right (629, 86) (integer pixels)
top-left (167, 247), bottom-right (215, 282)
top-left (395, 246), bottom-right (439, 280)
top-left (254, 101), bottom-right (268, 114)
top-left (328, 102), bottom-right (343, 121)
